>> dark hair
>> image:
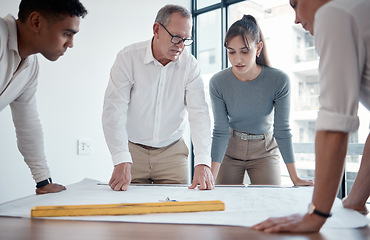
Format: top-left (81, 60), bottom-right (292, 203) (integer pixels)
top-left (155, 4), bottom-right (191, 26)
top-left (224, 15), bottom-right (270, 67)
top-left (18, 0), bottom-right (87, 23)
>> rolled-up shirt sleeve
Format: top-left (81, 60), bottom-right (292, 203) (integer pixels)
top-left (314, 6), bottom-right (362, 132)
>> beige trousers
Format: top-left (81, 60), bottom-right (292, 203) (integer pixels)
top-left (216, 131), bottom-right (281, 185)
top-left (128, 139), bottom-right (190, 184)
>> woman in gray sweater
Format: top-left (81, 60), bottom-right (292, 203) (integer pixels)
top-left (210, 15), bottom-right (312, 186)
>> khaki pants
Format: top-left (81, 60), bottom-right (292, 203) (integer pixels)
top-left (128, 139), bottom-right (190, 184)
top-left (216, 131), bottom-right (281, 185)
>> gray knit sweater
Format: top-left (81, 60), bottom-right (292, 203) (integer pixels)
top-left (209, 66), bottom-right (294, 164)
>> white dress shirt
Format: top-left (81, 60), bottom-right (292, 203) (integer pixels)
top-left (0, 15), bottom-right (51, 183)
top-left (102, 39), bottom-right (211, 167)
top-left (314, 0), bottom-right (370, 132)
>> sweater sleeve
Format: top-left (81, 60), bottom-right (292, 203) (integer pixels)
top-left (273, 72), bottom-right (295, 164)
top-left (10, 59), bottom-right (51, 183)
top-left (209, 75), bottom-right (230, 163)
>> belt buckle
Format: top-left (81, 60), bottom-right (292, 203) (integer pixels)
top-left (240, 133), bottom-right (249, 141)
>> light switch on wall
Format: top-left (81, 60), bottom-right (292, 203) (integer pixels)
top-left (78, 139), bottom-right (92, 155)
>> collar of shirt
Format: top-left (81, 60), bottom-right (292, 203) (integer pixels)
top-left (0, 15), bottom-right (36, 103)
top-left (3, 14), bottom-right (34, 67)
top-left (4, 15), bottom-right (20, 55)
top-left (3, 15), bottom-right (35, 67)
top-left (143, 38), bottom-right (181, 66)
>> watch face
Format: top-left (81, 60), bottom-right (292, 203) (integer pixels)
top-left (307, 203), bottom-right (315, 214)
top-left (307, 203), bottom-right (332, 218)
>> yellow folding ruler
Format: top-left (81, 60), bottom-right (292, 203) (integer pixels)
top-left (31, 200), bottom-right (225, 217)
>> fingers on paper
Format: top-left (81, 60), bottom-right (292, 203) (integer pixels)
top-left (294, 179), bottom-right (314, 186)
top-left (188, 181), bottom-right (197, 189)
top-left (109, 178), bottom-right (130, 191)
top-left (251, 214), bottom-right (305, 233)
top-left (35, 183), bottom-right (66, 195)
top-left (189, 169), bottom-right (215, 190)
top-left (109, 163), bottom-right (131, 191)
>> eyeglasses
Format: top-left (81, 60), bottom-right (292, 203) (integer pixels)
top-left (159, 23), bottom-right (193, 46)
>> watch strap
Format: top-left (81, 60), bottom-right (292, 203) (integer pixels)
top-left (36, 178), bottom-right (52, 188)
top-left (313, 209), bottom-right (332, 218)
top-left (308, 203), bottom-right (332, 218)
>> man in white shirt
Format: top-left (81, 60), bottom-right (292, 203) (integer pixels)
top-left (103, 4), bottom-right (214, 191)
top-left (0, 0), bottom-right (87, 194)
top-left (252, 0), bottom-right (370, 233)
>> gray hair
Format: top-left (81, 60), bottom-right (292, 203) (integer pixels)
top-left (155, 4), bottom-right (191, 26)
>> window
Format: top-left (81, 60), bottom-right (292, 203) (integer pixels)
top-left (196, 10), bottom-right (222, 76)
top-left (193, 0), bottom-right (368, 198)
top-left (196, 0), bottom-right (221, 10)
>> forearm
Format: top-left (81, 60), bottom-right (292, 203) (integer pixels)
top-left (343, 133), bottom-right (370, 213)
top-left (10, 101), bottom-right (51, 182)
top-left (250, 131), bottom-right (349, 233)
top-left (312, 130), bottom-right (349, 213)
top-left (210, 135), bottom-right (228, 180)
top-left (276, 137), bottom-right (300, 183)
top-left (285, 163), bottom-right (299, 183)
top-left (211, 161), bottom-right (221, 179)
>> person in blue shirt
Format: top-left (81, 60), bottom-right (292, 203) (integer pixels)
top-left (210, 15), bottom-right (313, 187)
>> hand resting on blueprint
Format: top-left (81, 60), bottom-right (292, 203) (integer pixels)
top-left (251, 213), bottom-right (328, 233)
top-left (108, 163), bottom-right (214, 191)
top-left (109, 162), bottom-right (132, 191)
top-left (35, 183), bottom-right (66, 194)
top-left (189, 164), bottom-right (215, 190)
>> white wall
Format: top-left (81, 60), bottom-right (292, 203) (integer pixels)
top-left (0, 0), bottom-right (190, 204)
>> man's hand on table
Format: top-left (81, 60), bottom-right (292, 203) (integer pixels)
top-left (251, 213), bottom-right (326, 233)
top-left (36, 183), bottom-right (66, 194)
top-left (189, 164), bottom-right (214, 190)
top-left (109, 162), bottom-right (132, 191)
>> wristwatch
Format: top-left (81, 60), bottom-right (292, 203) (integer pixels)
top-left (307, 203), bottom-right (332, 218)
top-left (36, 178), bottom-right (52, 188)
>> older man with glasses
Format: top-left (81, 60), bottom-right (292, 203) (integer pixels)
top-left (102, 4), bottom-right (214, 191)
